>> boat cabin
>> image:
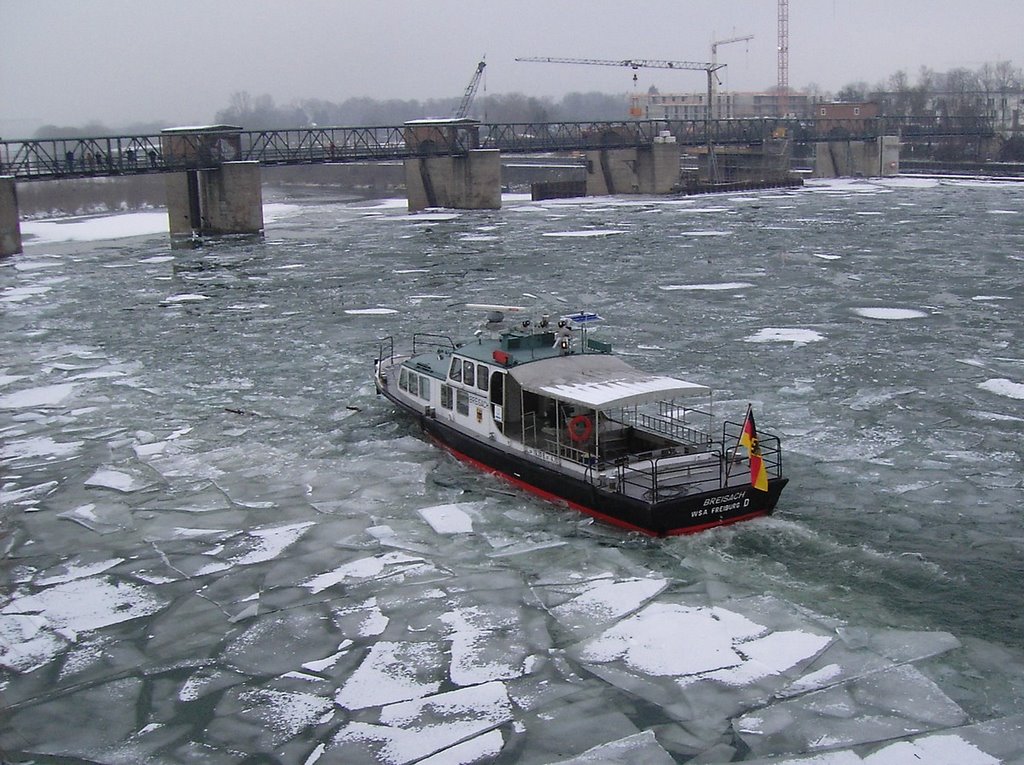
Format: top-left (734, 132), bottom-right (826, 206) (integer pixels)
top-left (386, 314), bottom-right (722, 472)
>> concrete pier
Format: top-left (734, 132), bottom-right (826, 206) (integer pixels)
top-left (0, 176), bottom-right (23, 256)
top-left (404, 149), bottom-right (501, 212)
top-left (165, 162), bottom-right (264, 241)
top-left (585, 141), bottom-right (681, 196)
top-left (402, 119), bottom-right (501, 212)
top-left (814, 135), bottom-right (900, 178)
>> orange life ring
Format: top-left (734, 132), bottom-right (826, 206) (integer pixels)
top-left (567, 415), bottom-right (593, 443)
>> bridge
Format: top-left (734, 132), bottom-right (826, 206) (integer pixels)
top-left (0, 116), bottom-right (993, 181)
top-left (0, 116), bottom-right (996, 256)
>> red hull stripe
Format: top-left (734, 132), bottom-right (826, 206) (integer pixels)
top-left (429, 435), bottom-right (769, 538)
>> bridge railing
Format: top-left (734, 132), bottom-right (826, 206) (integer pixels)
top-left (241, 126), bottom-right (415, 164)
top-left (0, 135), bottom-right (168, 179)
top-left (482, 120), bottom-right (671, 152)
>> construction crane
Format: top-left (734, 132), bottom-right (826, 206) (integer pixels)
top-left (711, 33), bottom-right (754, 65)
top-left (778, 0), bottom-right (789, 116)
top-left (516, 57), bottom-right (724, 122)
top-left (455, 59), bottom-right (486, 119)
top-left (710, 34), bottom-right (753, 119)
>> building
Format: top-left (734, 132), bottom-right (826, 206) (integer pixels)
top-left (634, 91), bottom-right (822, 121)
top-left (814, 102), bottom-right (879, 120)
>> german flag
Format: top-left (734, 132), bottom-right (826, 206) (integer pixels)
top-left (740, 406), bottom-right (769, 492)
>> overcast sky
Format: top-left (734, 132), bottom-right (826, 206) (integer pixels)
top-left (2, 0), bottom-right (1021, 137)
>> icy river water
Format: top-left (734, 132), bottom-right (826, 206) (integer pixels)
top-left (2, 177), bottom-right (1024, 764)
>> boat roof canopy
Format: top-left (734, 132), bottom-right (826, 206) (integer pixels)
top-left (508, 355), bottom-right (710, 410)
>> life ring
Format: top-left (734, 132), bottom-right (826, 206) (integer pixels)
top-left (567, 415), bottom-right (593, 443)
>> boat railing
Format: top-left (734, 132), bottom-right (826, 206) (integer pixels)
top-left (613, 449), bottom-right (724, 503)
top-left (523, 411), bottom-right (538, 445)
top-left (721, 419), bottom-right (783, 479)
top-left (613, 407), bottom-right (713, 448)
top-left (377, 336), bottom-right (395, 366)
top-left (412, 333), bottom-right (457, 355)
top-left (542, 437), bottom-right (592, 466)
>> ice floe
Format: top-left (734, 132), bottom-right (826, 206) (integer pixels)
top-left (852, 307), bottom-right (928, 320)
top-left (0, 285), bottom-right (52, 303)
top-left (542, 229), bottom-right (628, 238)
top-left (84, 467), bottom-right (154, 492)
top-left (303, 552), bottom-right (434, 594)
top-left (1, 434), bottom-right (84, 459)
top-left (660, 281), bottom-right (754, 291)
top-left (2, 576), bottom-right (166, 643)
top-left (22, 212), bottom-right (170, 243)
top-left (417, 501), bottom-right (477, 533)
top-left (162, 293), bottom-right (210, 304)
top-left (332, 681), bottom-right (513, 763)
top-left (746, 328), bottom-right (825, 346)
top-left (978, 377), bottom-right (1024, 400)
top-left (335, 640), bottom-right (446, 709)
top-left (0, 382), bottom-right (77, 409)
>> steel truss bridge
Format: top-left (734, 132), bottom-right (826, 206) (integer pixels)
top-left (0, 117), bottom-right (994, 182)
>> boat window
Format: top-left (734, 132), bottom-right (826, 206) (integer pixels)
top-left (449, 357), bottom-right (462, 382)
top-left (476, 364), bottom-right (489, 392)
top-left (441, 384), bottom-right (453, 410)
top-left (456, 388), bottom-right (470, 416)
top-left (418, 375), bottom-right (430, 400)
top-left (399, 367), bottom-right (409, 392)
top-left (463, 361), bottom-right (475, 388)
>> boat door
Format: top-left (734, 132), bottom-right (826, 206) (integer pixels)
top-left (490, 371), bottom-right (505, 433)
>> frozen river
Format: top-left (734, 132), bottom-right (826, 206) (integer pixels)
top-left (2, 178), bottom-right (1023, 763)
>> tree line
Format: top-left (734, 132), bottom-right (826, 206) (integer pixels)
top-left (829, 60), bottom-right (1022, 118)
top-left (210, 90), bottom-right (630, 130)
top-left (30, 60), bottom-right (1022, 138)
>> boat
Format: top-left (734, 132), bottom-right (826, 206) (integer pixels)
top-left (374, 306), bottom-right (787, 536)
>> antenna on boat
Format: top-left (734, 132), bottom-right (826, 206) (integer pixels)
top-left (562, 311), bottom-right (604, 354)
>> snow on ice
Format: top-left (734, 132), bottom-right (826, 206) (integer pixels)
top-left (745, 328), bottom-right (826, 346)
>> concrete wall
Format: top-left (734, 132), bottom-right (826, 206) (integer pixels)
top-left (405, 149), bottom-right (501, 212)
top-left (814, 136), bottom-right (900, 178)
top-left (0, 176), bottom-right (23, 256)
top-left (585, 143), bottom-right (681, 196)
